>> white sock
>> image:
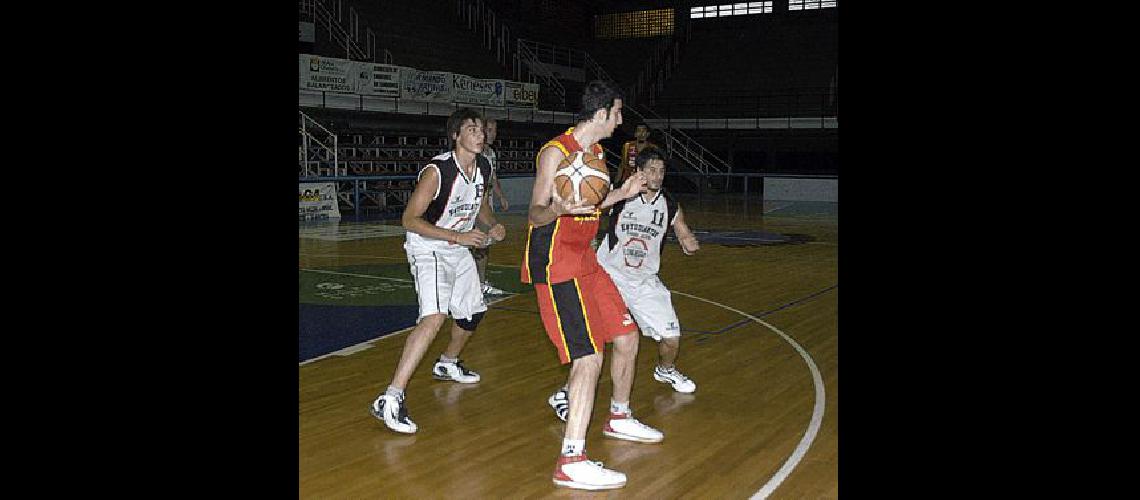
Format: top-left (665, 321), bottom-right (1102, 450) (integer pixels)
top-left (561, 439), bottom-right (585, 457)
top-left (439, 354), bottom-right (458, 364)
top-left (610, 400), bottom-right (630, 414)
top-left (385, 386), bottom-right (404, 400)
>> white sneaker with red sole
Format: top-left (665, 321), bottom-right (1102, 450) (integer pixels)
top-left (552, 454), bottom-right (627, 490)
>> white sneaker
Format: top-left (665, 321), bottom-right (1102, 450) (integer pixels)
top-left (548, 388), bottom-right (569, 422)
top-left (370, 394), bottom-right (417, 434)
top-left (432, 359), bottom-right (481, 383)
top-left (481, 282), bottom-right (506, 295)
top-left (654, 365), bottom-right (697, 393)
top-left (553, 455), bottom-right (627, 490)
top-left (603, 411), bottom-right (664, 443)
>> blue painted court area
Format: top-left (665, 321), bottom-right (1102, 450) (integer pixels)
top-left (299, 304), bottom-right (419, 362)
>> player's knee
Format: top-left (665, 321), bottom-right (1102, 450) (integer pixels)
top-left (571, 352), bottom-right (604, 372)
top-left (612, 332), bottom-right (639, 356)
top-left (419, 313), bottom-right (448, 330)
top-left (454, 311), bottom-right (485, 332)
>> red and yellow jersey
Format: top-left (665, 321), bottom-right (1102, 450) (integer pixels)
top-left (522, 128), bottom-right (605, 285)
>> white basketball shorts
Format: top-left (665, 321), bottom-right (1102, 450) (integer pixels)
top-left (609, 273), bottom-right (681, 340)
top-left (405, 242), bottom-right (487, 323)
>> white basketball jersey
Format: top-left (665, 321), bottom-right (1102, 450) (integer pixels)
top-left (406, 151), bottom-right (489, 252)
top-left (596, 190), bottom-right (678, 278)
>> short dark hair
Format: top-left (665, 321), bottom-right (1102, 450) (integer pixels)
top-left (446, 107), bottom-right (484, 148)
top-left (634, 147), bottom-right (666, 170)
top-left (575, 80), bottom-right (624, 124)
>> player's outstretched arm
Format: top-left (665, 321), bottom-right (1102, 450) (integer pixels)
top-left (598, 170), bottom-right (647, 211)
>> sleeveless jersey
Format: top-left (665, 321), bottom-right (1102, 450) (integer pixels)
top-left (522, 128), bottom-right (607, 284)
top-left (596, 189), bottom-right (679, 278)
top-left (406, 151), bottom-right (491, 252)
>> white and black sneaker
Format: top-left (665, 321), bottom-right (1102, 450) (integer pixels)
top-left (370, 394), bottom-right (417, 434)
top-left (481, 282), bottom-right (506, 295)
top-left (548, 388), bottom-right (569, 422)
top-left (653, 365), bottom-right (696, 393)
top-left (432, 359), bottom-right (481, 383)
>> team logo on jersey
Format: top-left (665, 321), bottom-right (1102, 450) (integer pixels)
top-left (475, 183), bottom-right (485, 200)
top-left (622, 237), bottom-right (648, 268)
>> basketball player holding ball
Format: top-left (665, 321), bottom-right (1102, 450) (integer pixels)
top-left (522, 80), bottom-right (659, 491)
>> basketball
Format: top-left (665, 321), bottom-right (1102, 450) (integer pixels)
top-left (553, 151), bottom-right (610, 206)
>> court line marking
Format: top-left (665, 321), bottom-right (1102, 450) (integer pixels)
top-left (695, 284), bottom-right (838, 335)
top-left (299, 268), bottom-right (415, 283)
top-left (300, 252), bottom-right (518, 268)
top-left (671, 290), bottom-right (826, 500)
top-left (299, 293), bottom-right (520, 366)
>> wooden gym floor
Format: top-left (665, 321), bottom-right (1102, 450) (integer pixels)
top-left (299, 195), bottom-right (838, 499)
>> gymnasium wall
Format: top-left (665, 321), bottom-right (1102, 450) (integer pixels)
top-left (498, 176), bottom-right (536, 211)
top-left (764, 177), bottom-right (837, 202)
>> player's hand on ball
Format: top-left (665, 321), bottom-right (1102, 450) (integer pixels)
top-left (551, 189), bottom-right (595, 215)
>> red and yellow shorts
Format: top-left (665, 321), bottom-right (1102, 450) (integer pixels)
top-left (534, 269), bottom-right (638, 364)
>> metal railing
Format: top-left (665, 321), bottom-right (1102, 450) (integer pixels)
top-left (515, 40), bottom-right (566, 108)
top-left (299, 110), bottom-right (339, 176)
top-left (622, 103), bottom-right (729, 177)
top-left (299, 90), bottom-right (574, 124)
top-left (300, 0), bottom-right (375, 61)
top-left (456, 0), bottom-right (513, 68)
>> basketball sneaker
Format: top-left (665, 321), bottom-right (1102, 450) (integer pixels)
top-left (604, 410), bottom-right (664, 443)
top-left (653, 365), bottom-right (696, 393)
top-left (370, 394), bottom-right (417, 434)
top-left (432, 359), bottom-right (481, 383)
top-left (548, 388), bottom-right (569, 422)
top-left (552, 454), bottom-right (627, 490)
top-left (481, 281), bottom-right (506, 295)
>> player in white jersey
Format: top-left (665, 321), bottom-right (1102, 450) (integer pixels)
top-left (371, 108), bottom-right (507, 434)
top-left (470, 118), bottom-right (509, 296)
top-left (597, 147), bottom-right (700, 393)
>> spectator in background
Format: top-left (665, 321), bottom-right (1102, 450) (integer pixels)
top-left (618, 123), bottom-right (657, 185)
top-left (471, 118), bottom-right (509, 296)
